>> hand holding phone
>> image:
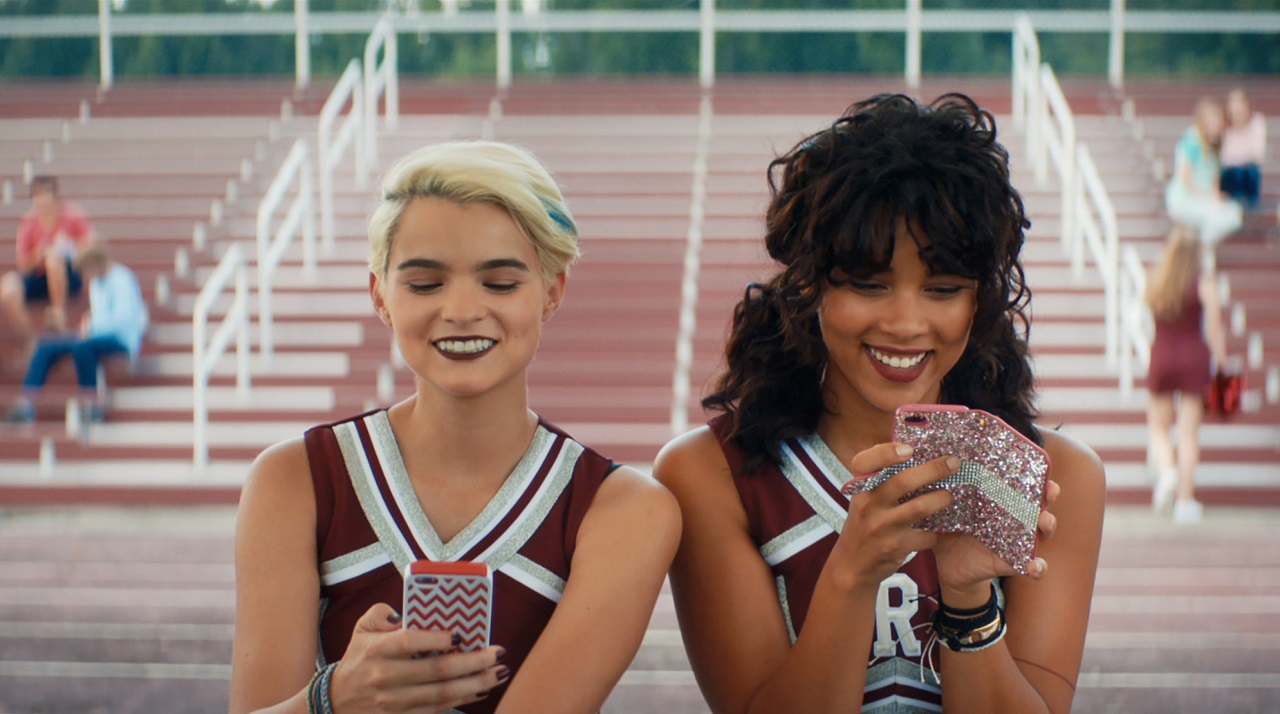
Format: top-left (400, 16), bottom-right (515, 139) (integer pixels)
top-left (841, 404), bottom-right (1051, 574)
top-left (402, 560), bottom-right (494, 653)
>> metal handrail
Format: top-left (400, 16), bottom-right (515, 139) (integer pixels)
top-left (192, 243), bottom-right (250, 472)
top-left (1117, 243), bottom-right (1152, 400)
top-left (1011, 13), bottom-right (1040, 167)
top-left (256, 137), bottom-right (315, 362)
top-left (1038, 64), bottom-right (1077, 252)
top-left (35, 5), bottom-right (1280, 91)
top-left (363, 14), bottom-right (399, 167)
top-left (1074, 145), bottom-right (1121, 367)
top-left (1016, 16), bottom-right (1122, 371)
top-left (318, 58), bottom-right (365, 254)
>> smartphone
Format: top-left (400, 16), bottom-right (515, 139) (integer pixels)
top-left (841, 404), bottom-right (1051, 574)
top-left (402, 560), bottom-right (493, 653)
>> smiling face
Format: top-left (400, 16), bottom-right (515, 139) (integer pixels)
top-left (818, 220), bottom-right (977, 421)
top-left (370, 196), bottom-right (564, 402)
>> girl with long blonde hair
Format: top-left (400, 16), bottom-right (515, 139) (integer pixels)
top-left (1144, 225), bottom-right (1227, 523)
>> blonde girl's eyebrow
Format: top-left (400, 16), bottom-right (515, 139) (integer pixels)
top-left (476, 258), bottom-right (530, 272)
top-left (395, 258), bottom-right (448, 272)
top-left (393, 258), bottom-right (530, 273)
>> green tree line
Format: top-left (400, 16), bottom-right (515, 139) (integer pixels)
top-left (1, 0), bottom-right (1277, 81)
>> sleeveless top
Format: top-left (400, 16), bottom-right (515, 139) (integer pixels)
top-left (306, 409), bottom-right (614, 714)
top-left (713, 414), bottom-right (999, 712)
top-left (1148, 277), bottom-right (1212, 395)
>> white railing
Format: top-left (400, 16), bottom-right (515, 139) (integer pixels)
top-left (27, 5), bottom-right (1280, 91)
top-left (1010, 13), bottom-right (1040, 167)
top-left (1117, 243), bottom-right (1152, 400)
top-left (1074, 145), bottom-right (1121, 367)
top-left (192, 243), bottom-right (251, 473)
top-left (257, 138), bottom-right (316, 362)
top-left (1015, 16), bottom-right (1122, 369)
top-left (1038, 64), bottom-right (1077, 250)
top-left (363, 14), bottom-right (399, 168)
top-left (318, 58), bottom-right (365, 254)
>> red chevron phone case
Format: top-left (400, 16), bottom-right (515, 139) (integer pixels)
top-left (840, 405), bottom-right (1051, 575)
top-left (402, 560), bottom-right (493, 653)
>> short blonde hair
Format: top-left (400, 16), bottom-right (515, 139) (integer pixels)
top-left (367, 140), bottom-right (579, 286)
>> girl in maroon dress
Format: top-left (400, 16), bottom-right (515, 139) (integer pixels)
top-left (1145, 225), bottom-right (1228, 523)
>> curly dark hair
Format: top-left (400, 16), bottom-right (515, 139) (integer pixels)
top-left (703, 92), bottom-right (1039, 474)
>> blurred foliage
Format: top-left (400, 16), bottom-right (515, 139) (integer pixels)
top-left (0, 0), bottom-right (1276, 79)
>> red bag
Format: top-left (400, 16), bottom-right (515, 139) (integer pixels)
top-left (1205, 369), bottom-right (1243, 417)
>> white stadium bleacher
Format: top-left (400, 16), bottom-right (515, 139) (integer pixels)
top-left (0, 72), bottom-right (1278, 713)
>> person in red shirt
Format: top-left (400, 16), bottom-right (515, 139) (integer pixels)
top-left (1, 175), bottom-right (95, 339)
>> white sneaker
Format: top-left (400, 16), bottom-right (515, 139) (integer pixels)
top-left (1152, 469), bottom-right (1177, 512)
top-left (1172, 499), bottom-right (1204, 525)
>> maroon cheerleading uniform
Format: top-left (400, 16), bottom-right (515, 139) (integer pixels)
top-left (713, 413), bottom-right (989, 712)
top-left (306, 409), bottom-right (614, 714)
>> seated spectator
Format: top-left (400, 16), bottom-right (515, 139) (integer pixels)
top-left (0, 175), bottom-right (95, 342)
top-left (1219, 87), bottom-right (1266, 211)
top-left (1165, 99), bottom-right (1243, 251)
top-left (8, 244), bottom-right (148, 424)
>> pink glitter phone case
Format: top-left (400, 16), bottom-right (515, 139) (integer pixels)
top-left (841, 405), bottom-right (1051, 575)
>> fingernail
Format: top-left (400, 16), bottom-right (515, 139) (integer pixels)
top-left (495, 647), bottom-right (507, 663)
top-left (451, 632), bottom-right (462, 647)
top-left (476, 690), bottom-right (490, 699)
top-left (496, 666), bottom-right (511, 683)
top-left (895, 443), bottom-right (914, 459)
top-left (946, 456), bottom-right (961, 471)
top-left (387, 612), bottom-right (402, 625)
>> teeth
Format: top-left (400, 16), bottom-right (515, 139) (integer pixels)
top-left (868, 347), bottom-right (926, 370)
top-left (436, 339), bottom-right (495, 354)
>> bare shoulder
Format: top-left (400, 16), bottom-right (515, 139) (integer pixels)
top-left (1198, 272), bottom-right (1221, 307)
top-left (590, 463), bottom-right (681, 531)
top-left (652, 425), bottom-right (731, 494)
top-left (1037, 427), bottom-right (1105, 495)
top-left (242, 437), bottom-right (311, 499)
top-left (238, 437), bottom-right (316, 536)
top-left (651, 425), bottom-right (750, 542)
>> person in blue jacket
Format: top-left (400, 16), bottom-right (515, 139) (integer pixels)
top-left (8, 243), bottom-right (148, 423)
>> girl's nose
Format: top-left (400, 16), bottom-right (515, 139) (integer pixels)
top-left (878, 292), bottom-right (928, 338)
top-left (440, 284), bottom-right (485, 324)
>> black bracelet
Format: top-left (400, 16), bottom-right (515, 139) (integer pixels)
top-left (951, 608), bottom-right (1007, 652)
top-left (937, 582), bottom-right (999, 619)
top-left (934, 583), bottom-right (1003, 651)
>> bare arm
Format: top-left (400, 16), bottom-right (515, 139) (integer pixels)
top-left (654, 429), bottom-right (958, 714)
top-left (935, 429), bottom-right (1105, 714)
top-left (228, 438), bottom-right (325, 713)
top-left (229, 439), bottom-right (506, 714)
top-left (495, 465), bottom-right (681, 712)
top-left (1200, 273), bottom-right (1228, 365)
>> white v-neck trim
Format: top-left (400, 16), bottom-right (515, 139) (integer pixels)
top-left (363, 411), bottom-right (557, 562)
top-left (777, 434), bottom-right (851, 534)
